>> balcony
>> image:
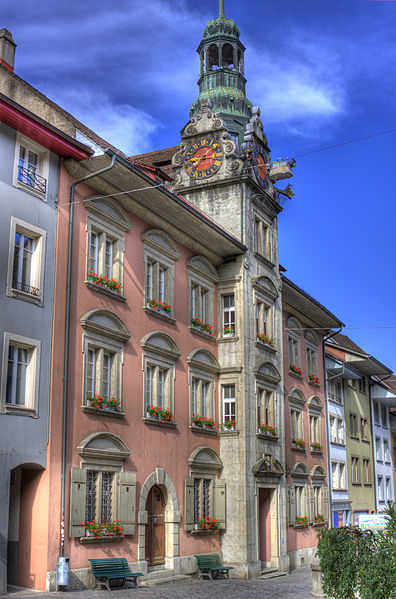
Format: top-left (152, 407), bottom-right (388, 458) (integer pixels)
top-left (17, 165), bottom-right (47, 194)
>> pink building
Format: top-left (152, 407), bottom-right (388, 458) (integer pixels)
top-left (17, 149), bottom-right (245, 590)
top-left (281, 276), bottom-right (343, 568)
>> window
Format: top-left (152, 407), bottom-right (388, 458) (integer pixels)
top-left (328, 378), bottom-right (342, 403)
top-left (188, 256), bottom-right (216, 330)
top-left (385, 477), bottom-right (392, 501)
top-left (143, 229), bottom-right (180, 312)
top-left (70, 432), bottom-right (135, 538)
top-left (287, 317), bottom-right (301, 368)
top-left (312, 486), bottom-right (322, 518)
top-left (256, 299), bottom-right (269, 336)
top-left (361, 417), bottom-right (369, 441)
top-left (0, 332), bottom-right (41, 415)
top-left (253, 277), bottom-right (278, 346)
top-left (290, 408), bottom-right (303, 440)
top-left (81, 310), bottom-right (130, 411)
top-left (295, 485), bottom-right (306, 518)
top-left (374, 402), bottom-right (380, 425)
top-left (7, 218), bottom-right (46, 304)
top-left (222, 384), bottom-right (235, 425)
top-left (382, 405), bottom-right (388, 428)
top-left (363, 458), bottom-right (371, 484)
top-left (255, 361), bottom-right (280, 433)
top-left (378, 476), bottom-right (384, 501)
top-left (358, 378), bottom-right (366, 394)
top-left (384, 439), bottom-right (391, 463)
top-left (376, 437), bottom-right (382, 461)
top-left (185, 448), bottom-right (225, 530)
top-left (305, 330), bottom-right (319, 378)
top-left (142, 332), bottom-right (181, 417)
top-left (351, 456), bottom-right (360, 484)
top-left (257, 388), bottom-right (275, 429)
top-left (222, 294), bottom-right (235, 335)
top-left (254, 216), bottom-right (270, 259)
top-left (329, 415), bottom-right (345, 445)
top-left (187, 349), bottom-right (218, 424)
top-left (13, 133), bottom-right (49, 199)
top-left (85, 198), bottom-right (131, 295)
top-left (350, 413), bottom-right (359, 438)
top-left (310, 415), bottom-right (320, 445)
top-left (331, 462), bottom-right (347, 490)
top-left (308, 396), bottom-right (322, 448)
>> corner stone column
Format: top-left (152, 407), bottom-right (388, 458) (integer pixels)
top-left (311, 557), bottom-right (324, 598)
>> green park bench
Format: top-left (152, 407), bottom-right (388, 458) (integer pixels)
top-left (194, 553), bottom-right (234, 580)
top-left (88, 557), bottom-right (143, 591)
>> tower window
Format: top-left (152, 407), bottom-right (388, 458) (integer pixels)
top-left (209, 44), bottom-right (219, 70)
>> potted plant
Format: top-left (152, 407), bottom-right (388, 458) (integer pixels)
top-left (196, 517), bottom-right (220, 531)
top-left (295, 516), bottom-right (308, 527)
top-left (192, 414), bottom-right (216, 429)
top-left (147, 405), bottom-right (175, 422)
top-left (256, 332), bottom-right (274, 347)
top-left (222, 326), bottom-right (235, 337)
top-left (314, 514), bottom-right (325, 524)
top-left (290, 364), bottom-right (302, 376)
top-left (106, 397), bottom-right (121, 411)
top-left (311, 441), bottom-right (322, 451)
top-left (87, 270), bottom-right (122, 294)
top-left (292, 438), bottom-right (306, 449)
top-left (191, 318), bottom-right (215, 336)
top-left (258, 424), bottom-right (278, 437)
top-left (223, 419), bottom-right (236, 431)
top-left (87, 394), bottom-right (104, 409)
top-left (147, 298), bottom-right (173, 313)
top-left (309, 374), bottom-right (320, 385)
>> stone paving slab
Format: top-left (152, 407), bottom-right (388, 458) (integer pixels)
top-left (4, 567), bottom-right (313, 599)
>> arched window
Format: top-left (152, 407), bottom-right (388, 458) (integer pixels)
top-left (208, 44), bottom-right (219, 70)
top-left (286, 316), bottom-right (302, 373)
top-left (222, 43), bottom-right (234, 68)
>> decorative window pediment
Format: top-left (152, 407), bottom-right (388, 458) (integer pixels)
top-left (253, 456), bottom-right (284, 478)
top-left (254, 361), bottom-right (281, 385)
top-left (77, 432), bottom-right (131, 462)
top-left (142, 229), bottom-right (180, 260)
top-left (305, 329), bottom-right (319, 346)
top-left (288, 388), bottom-right (306, 407)
top-left (187, 348), bottom-right (220, 373)
top-left (311, 465), bottom-right (326, 480)
top-left (188, 447), bottom-right (222, 471)
top-left (287, 316), bottom-right (302, 337)
top-left (252, 276), bottom-right (279, 301)
top-left (291, 462), bottom-right (309, 479)
top-left (140, 331), bottom-right (181, 360)
top-left (308, 395), bottom-right (323, 413)
top-left (188, 256), bottom-right (218, 282)
top-left (80, 309), bottom-right (130, 343)
top-left (85, 198), bottom-right (131, 232)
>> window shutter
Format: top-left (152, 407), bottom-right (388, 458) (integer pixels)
top-left (304, 486), bottom-right (310, 521)
top-left (117, 471), bottom-right (136, 535)
top-left (289, 485), bottom-right (296, 524)
top-left (309, 486), bottom-right (314, 523)
top-left (322, 486), bottom-right (329, 521)
top-left (214, 478), bottom-right (226, 529)
top-left (70, 467), bottom-right (87, 538)
top-left (184, 477), bottom-right (194, 531)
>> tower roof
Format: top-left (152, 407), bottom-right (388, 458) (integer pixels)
top-left (202, 0), bottom-right (240, 41)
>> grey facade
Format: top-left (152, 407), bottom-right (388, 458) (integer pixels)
top-left (0, 119), bottom-right (59, 594)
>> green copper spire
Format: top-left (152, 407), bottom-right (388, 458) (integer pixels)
top-left (190, 1), bottom-right (252, 143)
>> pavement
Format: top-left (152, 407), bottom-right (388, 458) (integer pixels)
top-left (4, 567), bottom-right (313, 599)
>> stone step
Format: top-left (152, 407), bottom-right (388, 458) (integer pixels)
top-left (259, 569), bottom-right (287, 580)
top-left (141, 574), bottom-right (193, 587)
top-left (144, 568), bottom-right (175, 580)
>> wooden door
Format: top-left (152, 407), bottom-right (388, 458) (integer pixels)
top-left (258, 488), bottom-right (271, 564)
top-left (146, 485), bottom-right (165, 565)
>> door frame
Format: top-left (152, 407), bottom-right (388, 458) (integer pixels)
top-left (145, 485), bottom-right (165, 565)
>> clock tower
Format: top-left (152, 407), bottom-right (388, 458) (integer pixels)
top-left (172, 1), bottom-right (290, 579)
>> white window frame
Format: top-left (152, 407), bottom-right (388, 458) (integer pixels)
top-left (375, 436), bottom-right (382, 462)
top-left (289, 388), bottom-right (306, 442)
top-left (378, 476), bottom-right (384, 501)
top-left (0, 332), bottom-right (41, 415)
top-left (327, 378), bottom-right (343, 404)
top-left (222, 384), bottom-right (236, 425)
top-left (254, 214), bottom-right (272, 261)
top-left (257, 387), bottom-right (275, 429)
top-left (6, 217), bottom-right (47, 305)
top-left (13, 133), bottom-right (50, 200)
top-left (143, 229), bottom-right (180, 312)
top-left (187, 349), bottom-right (219, 423)
top-left (305, 330), bottom-right (319, 378)
top-left (287, 317), bottom-right (302, 368)
top-left (188, 256), bottom-right (216, 329)
top-left (329, 413), bottom-right (345, 445)
top-left (384, 439), bottom-right (391, 463)
top-left (331, 461), bottom-right (347, 490)
top-left (222, 294), bottom-right (235, 336)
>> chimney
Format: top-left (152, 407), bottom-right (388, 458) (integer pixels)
top-left (0, 29), bottom-right (16, 72)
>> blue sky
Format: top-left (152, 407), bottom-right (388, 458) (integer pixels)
top-left (2, 0), bottom-right (395, 370)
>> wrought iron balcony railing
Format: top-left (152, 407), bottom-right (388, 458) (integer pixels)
top-left (17, 166), bottom-right (47, 194)
top-left (12, 280), bottom-right (40, 296)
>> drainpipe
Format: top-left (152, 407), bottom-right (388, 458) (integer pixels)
top-left (59, 151), bottom-right (117, 562)
top-left (322, 327), bottom-right (343, 527)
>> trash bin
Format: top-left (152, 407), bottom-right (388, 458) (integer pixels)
top-left (56, 556), bottom-right (69, 587)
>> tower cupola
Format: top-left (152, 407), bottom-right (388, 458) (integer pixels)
top-left (190, 0), bottom-right (252, 144)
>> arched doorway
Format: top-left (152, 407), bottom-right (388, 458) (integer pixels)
top-left (145, 485), bottom-right (165, 565)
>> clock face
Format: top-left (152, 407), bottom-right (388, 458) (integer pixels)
top-left (184, 138), bottom-right (224, 179)
top-left (252, 144), bottom-right (269, 187)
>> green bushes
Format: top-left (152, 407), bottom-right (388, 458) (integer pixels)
top-left (316, 501), bottom-right (396, 599)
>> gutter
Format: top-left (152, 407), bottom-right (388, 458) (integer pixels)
top-left (59, 151), bottom-right (117, 563)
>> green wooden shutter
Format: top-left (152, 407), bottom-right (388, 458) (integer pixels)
top-left (322, 486), bottom-right (329, 521)
top-left (70, 467), bottom-right (87, 538)
top-left (289, 485), bottom-right (296, 525)
top-left (184, 477), bottom-right (194, 531)
top-left (117, 471), bottom-right (136, 535)
top-left (214, 479), bottom-right (226, 529)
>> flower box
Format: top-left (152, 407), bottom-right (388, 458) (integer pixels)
top-left (295, 516), bottom-right (308, 527)
top-left (258, 424), bottom-right (278, 437)
top-left (191, 318), bottom-right (215, 336)
top-left (311, 442), bottom-right (322, 451)
top-left (196, 518), bottom-right (220, 532)
top-left (222, 419), bottom-right (236, 431)
top-left (256, 332), bottom-right (274, 347)
top-left (221, 327), bottom-right (235, 338)
top-left (292, 438), bottom-right (305, 449)
top-left (147, 299), bottom-right (173, 313)
top-left (290, 364), bottom-right (302, 376)
top-left (85, 520), bottom-right (124, 538)
top-left (314, 514), bottom-right (325, 524)
top-left (147, 405), bottom-right (175, 422)
top-left (87, 394), bottom-right (121, 411)
top-left (192, 414), bottom-right (216, 430)
top-left (87, 270), bottom-right (122, 294)
top-left (308, 374), bottom-right (320, 385)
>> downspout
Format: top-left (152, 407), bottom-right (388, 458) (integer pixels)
top-left (59, 151), bottom-right (117, 559)
top-left (322, 327), bottom-right (343, 526)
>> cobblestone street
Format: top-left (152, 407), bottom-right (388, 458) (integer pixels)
top-left (5, 568), bottom-right (313, 599)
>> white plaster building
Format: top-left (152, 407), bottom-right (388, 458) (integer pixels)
top-left (371, 379), bottom-right (396, 510)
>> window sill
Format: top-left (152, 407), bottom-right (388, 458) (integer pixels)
top-left (218, 336), bottom-right (239, 343)
top-left (291, 446), bottom-right (306, 453)
top-left (289, 371), bottom-right (303, 381)
top-left (189, 326), bottom-right (216, 341)
top-left (293, 524), bottom-right (309, 529)
top-left (190, 425), bottom-right (218, 435)
top-left (330, 441), bottom-right (346, 447)
top-left (79, 535), bottom-right (125, 544)
top-left (144, 306), bottom-right (176, 324)
top-left (219, 429), bottom-right (240, 437)
top-left (190, 529), bottom-right (219, 535)
top-left (3, 405), bottom-right (38, 418)
top-left (310, 449), bottom-right (323, 455)
top-left (7, 287), bottom-right (42, 305)
top-left (363, 483), bottom-right (373, 487)
top-left (313, 522), bottom-right (327, 528)
top-left (85, 280), bottom-right (126, 302)
top-left (82, 406), bottom-right (125, 419)
top-left (254, 252), bottom-right (275, 270)
top-left (143, 417), bottom-right (177, 429)
top-left (350, 435), bottom-right (360, 441)
top-left (256, 433), bottom-right (279, 442)
top-left (14, 179), bottom-right (47, 201)
top-left (351, 482), bottom-right (362, 486)
top-left (255, 341), bottom-right (276, 353)
top-left (362, 439), bottom-right (370, 444)
top-left (308, 380), bottom-right (321, 388)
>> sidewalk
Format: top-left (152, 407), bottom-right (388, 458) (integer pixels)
top-left (4, 567), bottom-right (313, 599)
